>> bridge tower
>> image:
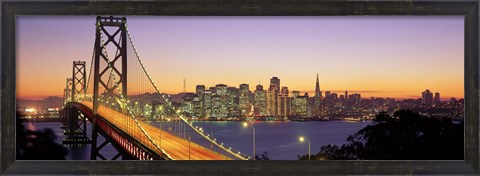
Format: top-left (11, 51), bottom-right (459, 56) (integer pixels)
top-left (72, 61), bottom-right (86, 101)
top-left (91, 16), bottom-right (129, 160)
top-left (60, 78), bottom-right (73, 130)
top-left (92, 16), bottom-right (128, 114)
top-left (63, 61), bottom-right (90, 145)
top-left (64, 78), bottom-right (73, 104)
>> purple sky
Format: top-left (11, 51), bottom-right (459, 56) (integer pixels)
top-left (17, 16), bottom-right (463, 100)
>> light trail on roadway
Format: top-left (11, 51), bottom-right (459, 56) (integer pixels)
top-left (80, 102), bottom-right (231, 160)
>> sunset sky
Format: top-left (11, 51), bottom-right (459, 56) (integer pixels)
top-left (17, 16), bottom-right (464, 100)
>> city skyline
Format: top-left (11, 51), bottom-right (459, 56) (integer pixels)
top-left (17, 16), bottom-right (464, 100)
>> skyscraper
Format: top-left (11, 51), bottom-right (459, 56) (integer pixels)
top-left (227, 87), bottom-right (240, 117)
top-left (196, 85), bottom-right (205, 95)
top-left (291, 91), bottom-right (308, 117)
top-left (268, 77), bottom-right (280, 116)
top-left (331, 93), bottom-right (338, 99)
top-left (254, 84), bottom-right (268, 116)
top-left (203, 90), bottom-right (212, 118)
top-left (215, 84), bottom-right (228, 96)
top-left (434, 92), bottom-right (441, 104)
top-left (349, 93), bottom-right (361, 102)
top-left (312, 74), bottom-right (322, 116)
top-left (325, 91), bottom-right (331, 99)
top-left (192, 95), bottom-right (202, 118)
top-left (280, 86), bottom-right (290, 118)
top-left (195, 85), bottom-right (206, 117)
top-left (422, 89), bottom-right (434, 106)
top-left (239, 83), bottom-right (251, 116)
top-left (211, 84), bottom-right (229, 118)
top-left (314, 73), bottom-right (322, 98)
top-left (270, 77), bottom-right (280, 89)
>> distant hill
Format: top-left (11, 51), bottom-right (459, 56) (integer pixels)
top-left (127, 92), bottom-right (195, 105)
top-left (16, 92), bottom-right (196, 110)
top-left (171, 92), bottom-right (196, 103)
top-left (17, 96), bottom-right (63, 110)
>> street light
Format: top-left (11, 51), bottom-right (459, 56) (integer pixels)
top-left (243, 122), bottom-right (255, 160)
top-left (299, 136), bottom-right (311, 160)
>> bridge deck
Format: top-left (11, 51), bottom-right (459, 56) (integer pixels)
top-left (80, 102), bottom-right (230, 160)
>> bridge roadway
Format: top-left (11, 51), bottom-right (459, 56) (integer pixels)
top-left (78, 102), bottom-right (230, 160)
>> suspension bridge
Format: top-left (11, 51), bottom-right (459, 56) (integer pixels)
top-left (60, 16), bottom-right (248, 160)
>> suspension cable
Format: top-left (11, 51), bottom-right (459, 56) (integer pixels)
top-left (79, 41), bottom-right (95, 103)
top-left (125, 23), bottom-right (247, 160)
top-left (97, 21), bottom-right (173, 160)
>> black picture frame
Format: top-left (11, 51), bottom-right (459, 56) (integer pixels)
top-left (2, 0), bottom-right (478, 175)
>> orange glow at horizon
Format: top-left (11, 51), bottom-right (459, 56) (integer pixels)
top-left (16, 16), bottom-right (464, 101)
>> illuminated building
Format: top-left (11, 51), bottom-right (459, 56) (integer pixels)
top-left (325, 91), bottom-right (331, 99)
top-left (181, 93), bottom-right (195, 117)
top-left (268, 77), bottom-right (280, 117)
top-left (196, 85), bottom-right (205, 96)
top-left (312, 74), bottom-right (322, 116)
top-left (143, 103), bottom-right (153, 119)
top-left (314, 73), bottom-right (322, 98)
top-left (280, 86), bottom-right (290, 118)
top-left (291, 91), bottom-right (308, 117)
top-left (422, 89), bottom-right (434, 106)
top-left (210, 94), bottom-right (222, 118)
top-left (239, 84), bottom-right (251, 116)
top-left (254, 84), bottom-right (268, 116)
top-left (192, 95), bottom-right (203, 118)
top-left (304, 92), bottom-right (313, 117)
top-left (349, 93), bottom-right (361, 102)
top-left (195, 85), bottom-right (206, 117)
top-left (434, 92), bottom-right (441, 104)
top-left (227, 87), bottom-right (240, 117)
top-left (210, 84), bottom-right (230, 118)
top-left (216, 84), bottom-right (228, 96)
top-left (151, 100), bottom-right (164, 120)
top-left (331, 93), bottom-right (338, 99)
top-left (133, 101), bottom-right (142, 116)
top-left (203, 90), bottom-right (212, 118)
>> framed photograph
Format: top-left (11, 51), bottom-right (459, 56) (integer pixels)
top-left (2, 0), bottom-right (479, 175)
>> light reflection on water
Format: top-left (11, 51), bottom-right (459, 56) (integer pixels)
top-left (26, 121), bottom-right (370, 160)
top-left (26, 122), bottom-right (36, 131)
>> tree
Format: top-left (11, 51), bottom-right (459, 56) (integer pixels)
top-left (298, 110), bottom-right (464, 160)
top-left (255, 152), bottom-right (270, 160)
